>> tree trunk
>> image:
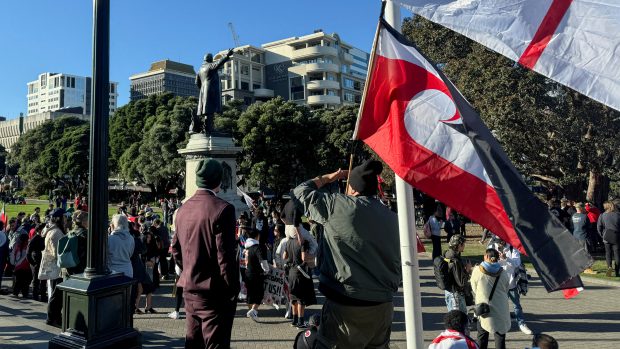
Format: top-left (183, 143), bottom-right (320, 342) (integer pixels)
top-left (586, 171), bottom-right (610, 208)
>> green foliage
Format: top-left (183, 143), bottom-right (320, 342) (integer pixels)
top-left (236, 97), bottom-right (323, 194)
top-left (8, 117), bottom-right (89, 195)
top-left (402, 16), bottom-right (620, 201)
top-left (214, 99), bottom-right (244, 138)
top-left (113, 93), bottom-right (193, 197)
top-left (0, 144), bottom-right (7, 175)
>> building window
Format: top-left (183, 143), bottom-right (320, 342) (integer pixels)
top-left (290, 76), bottom-right (304, 100)
top-left (353, 81), bottom-right (362, 91)
top-left (253, 83), bottom-right (261, 90)
top-left (343, 78), bottom-right (354, 89)
top-left (240, 81), bottom-right (249, 91)
top-left (110, 84), bottom-right (115, 93)
top-left (344, 92), bottom-right (355, 102)
top-left (251, 53), bottom-right (261, 63)
top-left (241, 64), bottom-right (249, 76)
top-left (327, 90), bottom-right (337, 96)
top-left (40, 75), bottom-right (47, 88)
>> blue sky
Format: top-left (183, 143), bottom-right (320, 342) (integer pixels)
top-left (0, 1), bottom-right (411, 119)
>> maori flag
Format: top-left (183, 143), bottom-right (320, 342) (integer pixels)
top-left (354, 18), bottom-right (592, 293)
top-left (394, 0), bottom-right (620, 112)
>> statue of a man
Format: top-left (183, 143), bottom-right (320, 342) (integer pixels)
top-left (190, 48), bottom-right (234, 135)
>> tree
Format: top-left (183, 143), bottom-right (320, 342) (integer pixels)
top-left (214, 99), bottom-right (245, 138)
top-left (8, 117), bottom-right (89, 196)
top-left (402, 16), bottom-right (620, 204)
top-left (114, 93), bottom-right (194, 197)
top-left (237, 97), bottom-right (321, 195)
top-left (0, 144), bottom-right (7, 176)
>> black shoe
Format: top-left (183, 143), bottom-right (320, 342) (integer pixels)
top-left (46, 319), bottom-right (61, 328)
top-left (145, 308), bottom-right (158, 314)
top-left (296, 322), bottom-right (308, 329)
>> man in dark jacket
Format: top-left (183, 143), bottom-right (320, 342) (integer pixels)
top-left (443, 235), bottom-right (473, 313)
top-left (172, 159), bottom-right (240, 349)
top-left (293, 160), bottom-right (401, 349)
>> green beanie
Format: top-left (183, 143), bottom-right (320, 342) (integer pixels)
top-left (196, 159), bottom-right (223, 189)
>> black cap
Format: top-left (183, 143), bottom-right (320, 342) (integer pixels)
top-left (349, 160), bottom-right (383, 196)
top-left (50, 208), bottom-right (66, 218)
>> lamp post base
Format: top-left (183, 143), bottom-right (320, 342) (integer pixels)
top-left (48, 273), bottom-right (140, 349)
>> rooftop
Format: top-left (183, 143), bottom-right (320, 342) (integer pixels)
top-left (149, 60), bottom-right (196, 75)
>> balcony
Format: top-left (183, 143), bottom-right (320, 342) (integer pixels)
top-left (254, 88), bottom-right (274, 98)
top-left (303, 62), bottom-right (340, 73)
top-left (307, 80), bottom-right (341, 90)
top-left (343, 52), bottom-right (354, 63)
top-left (307, 95), bottom-right (341, 105)
top-left (291, 46), bottom-right (338, 60)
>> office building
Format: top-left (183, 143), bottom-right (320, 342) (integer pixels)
top-left (0, 110), bottom-right (88, 151)
top-left (129, 60), bottom-right (199, 101)
top-left (27, 72), bottom-right (118, 116)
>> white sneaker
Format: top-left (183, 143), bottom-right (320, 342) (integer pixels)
top-left (247, 309), bottom-right (259, 322)
top-left (168, 311), bottom-right (180, 320)
top-left (519, 323), bottom-right (533, 335)
top-left (284, 309), bottom-right (292, 319)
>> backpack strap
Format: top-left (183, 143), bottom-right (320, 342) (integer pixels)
top-left (488, 269), bottom-right (502, 301)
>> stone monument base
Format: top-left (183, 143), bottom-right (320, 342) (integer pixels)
top-left (178, 134), bottom-right (248, 216)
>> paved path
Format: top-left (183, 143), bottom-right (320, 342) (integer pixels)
top-left (1, 252), bottom-right (618, 349)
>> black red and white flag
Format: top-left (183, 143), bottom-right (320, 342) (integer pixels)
top-left (354, 18), bottom-right (592, 293)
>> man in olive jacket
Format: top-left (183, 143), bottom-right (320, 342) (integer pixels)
top-left (293, 160), bottom-right (401, 349)
top-left (172, 159), bottom-right (240, 349)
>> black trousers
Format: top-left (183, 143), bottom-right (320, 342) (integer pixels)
top-left (605, 242), bottom-right (620, 276)
top-left (431, 235), bottom-right (442, 260)
top-left (477, 320), bottom-right (506, 349)
top-left (31, 264), bottom-right (46, 300)
top-left (47, 278), bottom-right (63, 325)
top-left (13, 269), bottom-right (33, 297)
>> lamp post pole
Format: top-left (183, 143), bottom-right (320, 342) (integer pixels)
top-left (49, 1), bottom-right (140, 347)
top-left (84, 0), bottom-right (110, 278)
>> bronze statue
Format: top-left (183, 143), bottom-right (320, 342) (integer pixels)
top-left (190, 48), bottom-right (234, 135)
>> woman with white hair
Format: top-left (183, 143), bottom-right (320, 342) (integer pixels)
top-left (107, 214), bottom-right (135, 278)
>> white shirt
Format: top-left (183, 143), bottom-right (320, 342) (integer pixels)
top-left (498, 245), bottom-right (521, 289)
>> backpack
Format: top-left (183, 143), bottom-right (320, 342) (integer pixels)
top-left (57, 233), bottom-right (80, 269)
top-left (433, 255), bottom-right (453, 291)
top-left (423, 221), bottom-right (432, 238)
top-left (515, 263), bottom-right (529, 296)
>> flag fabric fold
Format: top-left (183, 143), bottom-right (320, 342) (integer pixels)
top-left (393, 0), bottom-right (620, 112)
top-left (354, 18), bottom-right (591, 292)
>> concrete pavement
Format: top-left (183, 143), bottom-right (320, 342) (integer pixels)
top-left (1, 252), bottom-right (618, 349)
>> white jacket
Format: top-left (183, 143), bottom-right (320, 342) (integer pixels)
top-left (470, 264), bottom-right (511, 335)
top-left (38, 225), bottom-right (64, 280)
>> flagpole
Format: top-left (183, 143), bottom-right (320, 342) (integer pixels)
top-left (385, 1), bottom-right (425, 349)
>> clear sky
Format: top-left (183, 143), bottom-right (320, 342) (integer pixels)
top-left (0, 0), bottom-right (411, 119)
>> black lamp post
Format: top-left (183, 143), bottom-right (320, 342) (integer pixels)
top-left (49, 1), bottom-right (140, 348)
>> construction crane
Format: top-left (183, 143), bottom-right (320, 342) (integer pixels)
top-left (228, 22), bottom-right (240, 47)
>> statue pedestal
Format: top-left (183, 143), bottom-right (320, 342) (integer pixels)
top-left (178, 134), bottom-right (248, 216)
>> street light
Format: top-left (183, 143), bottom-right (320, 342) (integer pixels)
top-left (49, 1), bottom-right (140, 348)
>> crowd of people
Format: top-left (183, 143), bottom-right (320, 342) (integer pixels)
top-left (1, 160), bottom-right (616, 349)
top-left (428, 198), bottom-right (620, 349)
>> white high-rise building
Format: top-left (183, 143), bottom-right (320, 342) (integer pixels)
top-left (213, 30), bottom-right (369, 109)
top-left (27, 72), bottom-right (118, 116)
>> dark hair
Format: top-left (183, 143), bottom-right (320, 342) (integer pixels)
top-left (51, 215), bottom-right (66, 234)
top-left (248, 228), bottom-right (259, 239)
top-left (0, 221), bottom-right (3, 230)
top-left (485, 248), bottom-right (500, 263)
top-left (36, 223), bottom-right (46, 232)
top-left (443, 310), bottom-right (469, 333)
top-left (153, 218), bottom-right (162, 226)
top-left (533, 334), bottom-right (558, 349)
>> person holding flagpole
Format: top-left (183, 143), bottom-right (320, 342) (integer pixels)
top-left (293, 160), bottom-right (401, 348)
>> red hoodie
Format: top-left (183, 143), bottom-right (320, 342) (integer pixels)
top-left (585, 203), bottom-right (601, 224)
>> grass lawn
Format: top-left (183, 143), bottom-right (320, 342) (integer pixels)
top-left (420, 223), bottom-right (618, 283)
